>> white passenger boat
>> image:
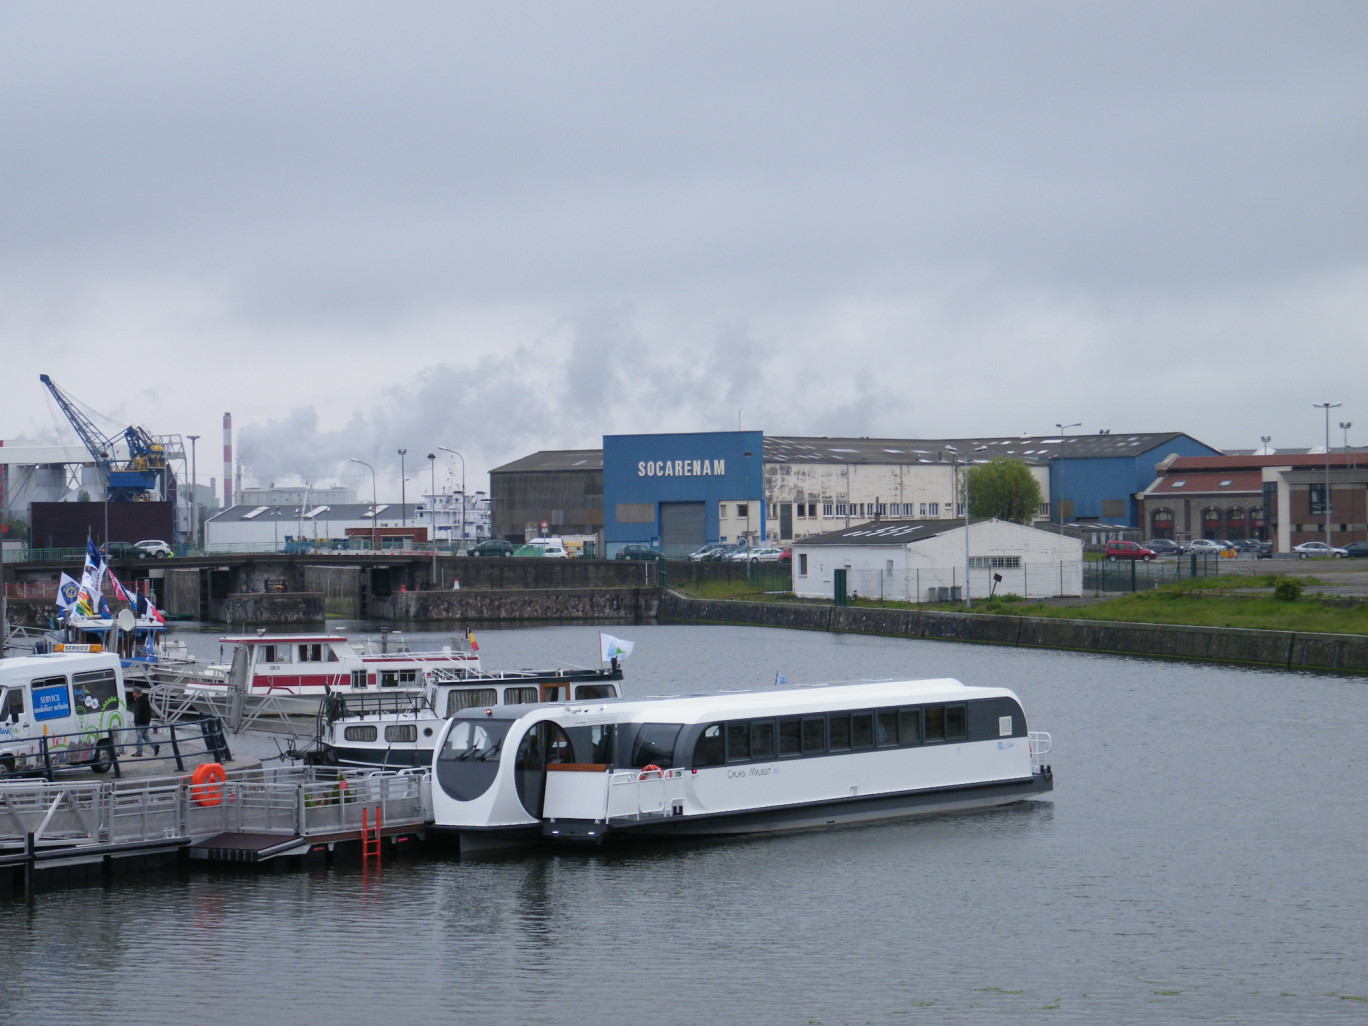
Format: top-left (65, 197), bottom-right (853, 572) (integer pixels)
top-left (430, 677), bottom-right (1053, 850)
top-left (180, 631), bottom-right (481, 718)
top-left (305, 664), bottom-right (625, 768)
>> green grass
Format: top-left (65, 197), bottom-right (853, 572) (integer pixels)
top-left (673, 573), bottom-right (1368, 635)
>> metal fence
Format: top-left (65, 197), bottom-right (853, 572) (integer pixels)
top-left (1084, 555), bottom-right (1223, 594)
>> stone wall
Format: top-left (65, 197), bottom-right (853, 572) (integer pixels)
top-left (658, 594), bottom-right (1368, 674)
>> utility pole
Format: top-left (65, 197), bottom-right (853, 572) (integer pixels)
top-left (187, 434), bottom-right (200, 551)
top-left (1314, 402), bottom-right (1340, 551)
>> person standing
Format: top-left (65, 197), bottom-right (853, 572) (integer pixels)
top-left (128, 685), bottom-right (158, 757)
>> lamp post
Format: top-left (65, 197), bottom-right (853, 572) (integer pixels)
top-left (187, 434), bottom-right (200, 551)
top-left (1343, 422), bottom-right (1357, 470)
top-left (439, 446), bottom-right (465, 555)
top-left (1314, 402), bottom-right (1340, 550)
top-left (1260, 434), bottom-right (1271, 455)
top-left (427, 453), bottom-right (438, 583)
top-left (398, 448), bottom-right (407, 528)
top-left (1054, 423), bottom-right (1080, 535)
top-left (743, 450), bottom-right (753, 548)
top-left (350, 457), bottom-right (378, 550)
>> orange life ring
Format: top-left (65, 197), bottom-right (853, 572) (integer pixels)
top-left (639, 764), bottom-right (662, 780)
top-left (190, 762), bottom-right (227, 807)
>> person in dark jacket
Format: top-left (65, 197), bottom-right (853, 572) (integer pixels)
top-left (128, 685), bottom-right (158, 757)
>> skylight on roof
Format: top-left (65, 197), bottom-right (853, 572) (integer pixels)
top-left (241, 506), bottom-right (270, 520)
top-left (1172, 480), bottom-right (1186, 488)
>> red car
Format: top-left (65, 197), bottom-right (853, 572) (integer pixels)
top-left (1104, 540), bottom-right (1155, 562)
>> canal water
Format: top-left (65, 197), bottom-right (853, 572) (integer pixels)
top-left (3, 624), bottom-right (1366, 1025)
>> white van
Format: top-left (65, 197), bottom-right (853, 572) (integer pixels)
top-left (0, 650), bottom-right (129, 775)
top-left (520, 537), bottom-right (571, 558)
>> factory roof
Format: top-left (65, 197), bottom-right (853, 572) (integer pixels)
top-left (489, 450), bottom-right (604, 474)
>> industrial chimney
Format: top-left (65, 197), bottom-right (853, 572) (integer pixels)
top-left (223, 412), bottom-right (233, 507)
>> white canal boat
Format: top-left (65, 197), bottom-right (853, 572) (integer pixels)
top-left (430, 677), bottom-right (1053, 850)
top-left (305, 663), bottom-right (625, 769)
top-left (180, 631), bottom-right (481, 720)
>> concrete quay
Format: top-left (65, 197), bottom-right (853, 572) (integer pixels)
top-left (659, 593), bottom-right (1368, 674)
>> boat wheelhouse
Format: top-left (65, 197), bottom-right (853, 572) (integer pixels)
top-left (181, 631), bottom-right (481, 716)
top-left (307, 664), bottom-right (624, 768)
top-left (430, 677), bottom-right (1053, 850)
top-left (48, 612), bottom-right (196, 674)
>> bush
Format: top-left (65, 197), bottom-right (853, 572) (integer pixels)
top-left (1273, 578), bottom-right (1303, 602)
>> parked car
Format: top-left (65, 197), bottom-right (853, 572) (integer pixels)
top-left (1254, 540), bottom-right (1274, 558)
top-left (1187, 539), bottom-right (1227, 556)
top-left (687, 543), bottom-right (728, 561)
top-left (134, 539), bottom-right (174, 558)
top-left (1292, 541), bottom-right (1349, 559)
top-left (99, 541), bottom-right (146, 560)
top-left (519, 537), bottom-right (570, 558)
top-left (704, 544), bottom-right (746, 561)
top-left (467, 539), bottom-right (515, 557)
top-left (1104, 541), bottom-right (1155, 562)
top-left (1144, 539), bottom-right (1184, 556)
top-left (778, 547), bottom-right (792, 563)
top-left (1342, 541), bottom-right (1368, 558)
top-left (616, 544), bottom-right (664, 561)
top-left (740, 546), bottom-right (787, 563)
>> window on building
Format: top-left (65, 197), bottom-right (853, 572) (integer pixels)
top-left (919, 503), bottom-right (927, 517)
top-left (719, 503), bottom-right (728, 519)
top-left (798, 553), bottom-right (808, 576)
top-left (796, 504), bottom-right (805, 518)
top-left (736, 503), bottom-right (749, 519)
top-left (808, 503), bottom-right (817, 518)
top-left (928, 502), bottom-right (939, 517)
top-left (835, 503), bottom-right (848, 516)
top-left (823, 503), bottom-right (833, 517)
top-left (876, 503), bottom-right (887, 516)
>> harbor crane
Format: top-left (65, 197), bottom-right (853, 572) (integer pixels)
top-left (39, 373), bottom-right (167, 501)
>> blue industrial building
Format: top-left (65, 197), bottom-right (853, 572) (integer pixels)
top-left (1050, 432), bottom-right (1221, 529)
top-left (603, 431), bottom-right (764, 555)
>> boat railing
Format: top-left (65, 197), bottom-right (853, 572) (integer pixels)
top-left (1028, 731), bottom-right (1053, 769)
top-left (0, 765), bottom-right (431, 848)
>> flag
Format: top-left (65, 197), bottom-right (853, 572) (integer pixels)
top-left (466, 630), bottom-right (479, 652)
top-left (600, 633), bottom-right (634, 662)
top-left (775, 672), bottom-right (787, 686)
top-left (143, 595), bottom-right (166, 626)
top-left (107, 566), bottom-right (130, 604)
top-left (57, 573), bottom-right (81, 612)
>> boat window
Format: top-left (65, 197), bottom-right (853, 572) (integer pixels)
top-left (876, 710), bottom-right (899, 747)
top-left (547, 725), bottom-right (575, 764)
top-left (575, 683), bottom-right (617, 699)
top-left (324, 646), bottom-right (340, 662)
top-left (778, 717), bottom-right (802, 756)
top-left (351, 669), bottom-right (368, 689)
top-left (298, 644), bottom-right (325, 662)
top-left (693, 724), bottom-right (724, 766)
top-left (385, 724), bottom-right (417, 744)
top-left (850, 712), bottom-right (874, 749)
top-left (439, 719), bottom-right (512, 763)
top-left (750, 720), bottom-right (776, 760)
top-left (71, 669), bottom-right (119, 717)
top-left (503, 687), bottom-right (539, 705)
top-left (899, 708), bottom-right (921, 745)
top-left (801, 716), bottom-right (825, 754)
top-left (380, 671), bottom-right (401, 688)
top-left (726, 722), bottom-right (750, 762)
top-left (828, 714), bottom-right (851, 751)
top-left (631, 723), bottom-right (681, 768)
top-left (945, 705), bottom-right (967, 740)
top-left (591, 724), bottom-right (615, 764)
top-left (260, 645), bottom-right (289, 663)
top-left (344, 725), bottom-right (378, 742)
top-left (924, 706), bottom-right (946, 742)
top-left (446, 689), bottom-right (498, 715)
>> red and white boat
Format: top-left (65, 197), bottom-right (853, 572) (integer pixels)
top-left (180, 631), bottom-right (481, 720)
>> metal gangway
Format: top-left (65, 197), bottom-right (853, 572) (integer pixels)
top-left (0, 765), bottom-right (432, 878)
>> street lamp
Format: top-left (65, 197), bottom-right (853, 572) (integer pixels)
top-left (398, 448), bottom-right (408, 528)
top-left (1314, 402), bottom-right (1340, 550)
top-left (439, 446), bottom-right (465, 555)
top-left (427, 453), bottom-right (438, 583)
top-left (743, 450), bottom-right (753, 548)
top-left (1054, 423), bottom-right (1080, 535)
top-left (187, 434), bottom-right (200, 551)
top-left (1260, 434), bottom-right (1271, 455)
top-left (350, 457), bottom-right (378, 550)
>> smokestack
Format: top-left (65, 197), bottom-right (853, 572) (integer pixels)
top-left (223, 412), bottom-right (233, 507)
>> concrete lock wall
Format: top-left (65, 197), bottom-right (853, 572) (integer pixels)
top-left (656, 594), bottom-right (1368, 674)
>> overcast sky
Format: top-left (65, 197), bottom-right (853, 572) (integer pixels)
top-left (3, 2), bottom-right (1364, 502)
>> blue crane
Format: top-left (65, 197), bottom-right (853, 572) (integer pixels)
top-left (39, 373), bottom-right (165, 501)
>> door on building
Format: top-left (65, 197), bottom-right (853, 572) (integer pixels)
top-left (779, 503), bottom-right (793, 540)
top-left (659, 502), bottom-right (705, 554)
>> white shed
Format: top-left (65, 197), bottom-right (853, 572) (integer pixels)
top-left (790, 519), bottom-right (1083, 602)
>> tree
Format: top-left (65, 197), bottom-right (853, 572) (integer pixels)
top-left (965, 458), bottom-right (1042, 525)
